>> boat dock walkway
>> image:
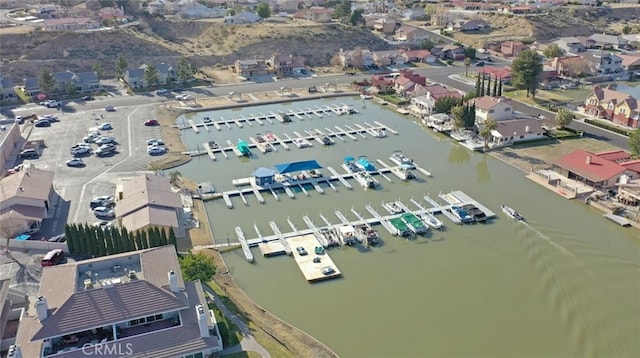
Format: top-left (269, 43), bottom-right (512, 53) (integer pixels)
top-left (235, 227), bottom-right (254, 263)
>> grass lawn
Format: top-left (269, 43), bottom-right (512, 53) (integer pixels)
top-left (504, 89), bottom-right (573, 106)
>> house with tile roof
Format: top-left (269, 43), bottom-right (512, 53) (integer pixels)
top-left (584, 85), bottom-right (640, 128)
top-left (553, 150), bottom-right (640, 189)
top-left (500, 41), bottom-right (528, 58)
top-left (409, 84), bottom-right (463, 118)
top-left (469, 96), bottom-right (514, 123)
top-left (114, 173), bottom-right (183, 234)
top-left (618, 54), bottom-right (640, 72)
top-left (373, 50), bottom-right (406, 67)
top-left (12, 245), bottom-right (223, 358)
top-left (1, 75), bottom-right (17, 101)
top-left (298, 7), bottom-right (333, 23)
top-left (478, 66), bottom-right (512, 84)
top-left (0, 168), bottom-right (56, 235)
top-left (402, 49), bottom-right (436, 64)
top-left (337, 48), bottom-right (375, 69)
top-left (393, 25), bottom-right (430, 45)
top-left (489, 118), bottom-right (545, 147)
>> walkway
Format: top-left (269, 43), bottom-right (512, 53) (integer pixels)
top-left (202, 285), bottom-right (271, 358)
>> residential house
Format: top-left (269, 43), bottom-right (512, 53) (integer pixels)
top-left (500, 41), bottom-right (528, 57)
top-left (549, 56), bottom-right (595, 78)
top-left (124, 68), bottom-right (146, 88)
top-left (556, 37), bottom-right (585, 54)
top-left (509, 5), bottom-right (536, 14)
top-left (435, 44), bottom-right (465, 60)
top-left (224, 11), bottom-right (261, 24)
top-left (299, 7), bottom-right (333, 23)
top-left (234, 59), bottom-right (270, 78)
top-left (392, 70), bottom-right (428, 97)
top-left (114, 173), bottom-right (183, 234)
top-left (0, 122), bottom-right (23, 176)
top-left (53, 71), bottom-right (100, 94)
top-left (402, 49), bottom-right (436, 64)
top-left (22, 78), bottom-right (40, 96)
top-left (584, 85), bottom-right (640, 128)
top-left (403, 7), bottom-right (426, 20)
top-left (41, 18), bottom-right (99, 31)
top-left (266, 54), bottom-right (306, 78)
top-left (478, 66), bottom-right (512, 84)
top-left (146, 0), bottom-right (171, 15)
top-left (593, 53), bottom-right (623, 75)
top-left (13, 245), bottom-right (223, 358)
top-left (124, 64), bottom-right (176, 88)
top-left (409, 84), bottom-right (463, 118)
top-left (154, 63), bottom-right (178, 84)
top-left (0, 168), bottom-right (56, 234)
top-left (337, 48), bottom-right (375, 69)
top-left (489, 118), bottom-right (545, 147)
top-left (459, 19), bottom-right (489, 32)
top-left (1, 76), bottom-right (17, 100)
top-left (553, 150), bottom-right (639, 189)
top-left (394, 25), bottom-right (430, 45)
top-left (373, 18), bottom-right (397, 34)
top-left (0, 278), bottom-right (28, 352)
top-left (180, 3), bottom-right (227, 18)
top-left (619, 54), bottom-right (640, 72)
top-left (272, 0), bottom-right (299, 13)
top-left (373, 50), bottom-right (406, 67)
top-left (99, 6), bottom-right (131, 22)
top-left (587, 33), bottom-right (629, 50)
top-left (469, 96), bottom-right (514, 123)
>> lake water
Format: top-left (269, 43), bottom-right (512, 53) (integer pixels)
top-left (176, 97), bottom-right (640, 357)
top-left (612, 83), bottom-right (640, 99)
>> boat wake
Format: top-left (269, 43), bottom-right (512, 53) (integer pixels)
top-left (520, 221), bottom-right (580, 260)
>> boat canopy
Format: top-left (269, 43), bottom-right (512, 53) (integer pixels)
top-left (344, 156), bottom-right (355, 162)
top-left (274, 160), bottom-right (323, 174)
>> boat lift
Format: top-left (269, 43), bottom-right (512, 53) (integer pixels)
top-left (269, 221), bottom-right (291, 255)
top-left (365, 204), bottom-right (396, 235)
top-left (424, 194), bottom-right (460, 224)
top-left (235, 227), bottom-right (254, 263)
top-left (303, 216), bottom-right (329, 248)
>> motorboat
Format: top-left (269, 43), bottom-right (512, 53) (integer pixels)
top-left (501, 205), bottom-right (524, 221)
top-left (421, 212), bottom-right (443, 230)
top-left (382, 201), bottom-right (404, 214)
top-left (355, 224), bottom-right (379, 246)
top-left (389, 150), bottom-right (414, 168)
top-left (320, 227), bottom-right (340, 246)
top-left (354, 172), bottom-right (379, 189)
top-left (451, 205), bottom-right (474, 223)
top-left (338, 225), bottom-right (358, 246)
top-left (264, 131), bottom-right (277, 142)
top-left (360, 94), bottom-right (373, 100)
top-left (401, 213), bottom-right (429, 235)
top-left (255, 133), bottom-right (266, 143)
top-left (462, 204), bottom-right (488, 223)
top-left (237, 139), bottom-right (252, 157)
top-left (393, 165), bottom-right (416, 181)
top-left (356, 155), bottom-right (376, 172)
top-left (342, 156), bottom-right (360, 173)
top-left (207, 140), bottom-right (219, 150)
top-left (280, 112), bottom-right (293, 122)
top-left (321, 135), bottom-right (333, 145)
top-left (293, 138), bottom-right (311, 148)
top-left (305, 169), bottom-right (323, 178)
top-left (376, 129), bottom-right (387, 138)
top-left (389, 217), bottom-right (412, 237)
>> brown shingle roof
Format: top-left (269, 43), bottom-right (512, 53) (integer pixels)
top-left (470, 96), bottom-right (512, 110)
top-left (0, 168), bottom-right (54, 203)
top-left (116, 189), bottom-right (181, 217)
top-left (492, 118), bottom-right (543, 138)
top-left (121, 206), bottom-right (180, 232)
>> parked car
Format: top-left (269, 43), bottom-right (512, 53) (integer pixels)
top-left (95, 147), bottom-right (115, 157)
top-left (147, 146), bottom-right (166, 155)
top-left (98, 122), bottom-right (112, 130)
top-left (296, 247), bottom-right (308, 256)
top-left (71, 146), bottom-right (91, 156)
top-left (174, 94), bottom-right (189, 100)
top-left (83, 133), bottom-right (100, 143)
top-left (34, 119), bottom-right (51, 127)
top-left (48, 234), bottom-right (66, 242)
top-left (15, 116), bottom-right (24, 124)
top-left (473, 61), bottom-right (485, 67)
top-left (144, 119), bottom-right (159, 126)
top-left (146, 138), bottom-right (164, 146)
top-left (93, 207), bottom-right (115, 219)
top-left (94, 136), bottom-right (116, 145)
top-left (40, 100), bottom-right (60, 108)
top-left (81, 96), bottom-right (94, 101)
top-left (40, 114), bottom-right (58, 122)
top-left (156, 89), bottom-right (169, 95)
top-left (19, 149), bottom-right (39, 159)
top-left (66, 158), bottom-right (85, 167)
top-left (90, 196), bottom-right (114, 209)
top-left (105, 105), bottom-right (115, 112)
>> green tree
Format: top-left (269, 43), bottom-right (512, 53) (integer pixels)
top-left (464, 47), bottom-right (476, 60)
top-left (134, 231), bottom-right (144, 250)
top-left (451, 105), bottom-right (465, 131)
top-left (95, 227), bottom-right (106, 257)
top-left (168, 229), bottom-right (177, 249)
top-left (179, 252), bottom-right (216, 282)
top-left (464, 57), bottom-right (471, 77)
top-left (350, 9), bottom-right (364, 26)
top-left (227, 8), bottom-right (236, 16)
top-left (554, 108), bottom-right (574, 129)
top-left (333, 0), bottom-right (352, 18)
top-left (39, 67), bottom-right (56, 96)
top-left (76, 224), bottom-right (88, 255)
top-left (143, 64), bottom-right (160, 87)
top-left (492, 76), bottom-right (498, 97)
top-left (159, 228), bottom-right (169, 246)
top-left (480, 76), bottom-right (486, 96)
top-left (115, 54), bottom-right (128, 80)
top-left (65, 82), bottom-right (77, 95)
top-left (463, 103), bottom-right (476, 128)
top-left (497, 78), bottom-right (503, 96)
top-left (121, 227), bottom-right (133, 252)
top-left (424, 4), bottom-right (439, 23)
top-left (169, 170), bottom-right (182, 186)
top-left (622, 24), bottom-right (632, 35)
top-left (475, 75), bottom-right (482, 97)
top-left (420, 39), bottom-right (435, 50)
top-left (479, 117), bottom-right (498, 151)
top-left (543, 43), bottom-right (564, 59)
top-left (485, 76), bottom-right (492, 96)
top-left (84, 223), bottom-right (97, 256)
top-left (64, 224), bottom-right (76, 254)
top-left (629, 128), bottom-right (640, 156)
top-left (511, 50), bottom-right (543, 98)
top-left (177, 57), bottom-right (194, 83)
top-left (256, 2), bottom-right (271, 19)
top-left (435, 96), bottom-right (462, 114)
top-left (92, 62), bottom-right (104, 80)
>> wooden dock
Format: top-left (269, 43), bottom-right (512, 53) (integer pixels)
top-left (288, 234), bottom-right (341, 282)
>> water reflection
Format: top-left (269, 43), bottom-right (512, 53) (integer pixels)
top-left (476, 155), bottom-right (491, 183)
top-left (447, 144), bottom-right (471, 165)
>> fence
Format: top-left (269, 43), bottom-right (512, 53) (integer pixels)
top-left (5, 239), bottom-right (68, 252)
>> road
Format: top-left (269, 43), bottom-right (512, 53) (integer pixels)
top-left (2, 63), bottom-right (630, 150)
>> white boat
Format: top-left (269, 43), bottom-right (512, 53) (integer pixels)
top-left (360, 94), bottom-right (373, 100)
top-left (389, 150), bottom-right (414, 167)
top-left (354, 172), bottom-right (379, 189)
top-left (393, 165), bottom-right (416, 181)
top-left (338, 225), bottom-right (358, 246)
top-left (421, 212), bottom-right (443, 230)
top-left (382, 201), bottom-right (404, 214)
top-left (501, 204), bottom-right (524, 221)
top-left (264, 131), bottom-right (277, 142)
top-left (293, 138), bottom-right (311, 148)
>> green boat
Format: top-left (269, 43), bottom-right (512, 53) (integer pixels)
top-left (389, 217), bottom-right (412, 237)
top-left (401, 213), bottom-right (429, 234)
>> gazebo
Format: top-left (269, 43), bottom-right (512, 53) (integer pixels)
top-left (253, 167), bottom-right (276, 186)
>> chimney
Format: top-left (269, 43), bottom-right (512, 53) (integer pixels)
top-left (196, 305), bottom-right (210, 338)
top-left (525, 125), bottom-right (530, 133)
top-left (35, 296), bottom-right (48, 321)
top-left (168, 270), bottom-right (179, 293)
top-left (586, 155), bottom-right (592, 165)
top-left (7, 345), bottom-right (22, 358)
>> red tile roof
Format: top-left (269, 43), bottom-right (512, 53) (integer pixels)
top-left (596, 150), bottom-right (630, 162)
top-left (621, 160), bottom-right (640, 175)
top-left (555, 150), bottom-right (626, 182)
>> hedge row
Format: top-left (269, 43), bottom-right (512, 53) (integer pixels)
top-left (584, 118), bottom-right (631, 137)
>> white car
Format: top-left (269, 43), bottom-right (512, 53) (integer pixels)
top-left (146, 138), bottom-right (164, 146)
top-left (70, 143), bottom-right (91, 151)
top-left (95, 136), bottom-right (116, 145)
top-left (174, 94), bottom-right (187, 100)
top-left (90, 196), bottom-right (114, 209)
top-left (93, 206), bottom-right (115, 219)
top-left (147, 146), bottom-right (167, 155)
top-left (71, 146), bottom-right (91, 156)
top-left (83, 133), bottom-right (100, 143)
top-left (66, 158), bottom-right (84, 167)
top-left (98, 122), bottom-right (112, 130)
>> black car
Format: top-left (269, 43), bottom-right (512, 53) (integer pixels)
top-left (34, 119), bottom-right (51, 127)
top-left (474, 61), bottom-right (485, 67)
top-left (81, 96), bottom-right (94, 101)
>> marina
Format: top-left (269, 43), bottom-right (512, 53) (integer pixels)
top-left (289, 234), bottom-right (342, 282)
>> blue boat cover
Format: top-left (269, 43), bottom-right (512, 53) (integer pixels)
top-left (274, 160), bottom-right (323, 174)
top-left (237, 140), bottom-right (250, 154)
top-left (344, 156), bottom-right (355, 162)
top-left (253, 167), bottom-right (276, 177)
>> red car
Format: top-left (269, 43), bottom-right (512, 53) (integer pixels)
top-left (144, 119), bottom-right (159, 126)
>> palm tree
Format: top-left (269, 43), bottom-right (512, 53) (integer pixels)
top-left (479, 117), bottom-right (498, 151)
top-left (463, 57), bottom-right (471, 77)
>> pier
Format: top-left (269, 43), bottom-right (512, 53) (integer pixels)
top-left (203, 142), bottom-right (216, 160)
top-left (289, 234), bottom-right (341, 282)
top-left (269, 221), bottom-right (292, 255)
top-left (303, 216), bottom-right (330, 247)
top-left (235, 227), bottom-right (254, 263)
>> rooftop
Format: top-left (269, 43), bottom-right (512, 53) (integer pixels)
top-left (0, 168), bottom-right (54, 203)
top-left (554, 150), bottom-right (626, 182)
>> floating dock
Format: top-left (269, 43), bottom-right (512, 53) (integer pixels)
top-left (604, 213), bottom-right (631, 227)
top-left (288, 234), bottom-right (341, 282)
top-left (235, 227), bottom-right (254, 263)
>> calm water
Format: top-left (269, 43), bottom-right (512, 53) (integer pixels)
top-left (614, 83), bottom-right (640, 98)
top-left (176, 98), bottom-right (640, 357)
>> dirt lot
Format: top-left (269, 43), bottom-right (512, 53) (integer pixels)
top-left (490, 137), bottom-right (621, 173)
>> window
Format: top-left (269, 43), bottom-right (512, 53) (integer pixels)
top-left (505, 108), bottom-right (510, 112)
top-left (489, 109), bottom-right (494, 113)
top-left (620, 108), bottom-right (626, 114)
top-left (520, 135), bottom-right (524, 139)
top-left (608, 103), bottom-right (614, 110)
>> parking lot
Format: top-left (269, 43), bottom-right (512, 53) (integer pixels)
top-left (16, 102), bottom-right (162, 237)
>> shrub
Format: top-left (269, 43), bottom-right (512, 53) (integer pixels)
top-left (584, 118), bottom-right (631, 137)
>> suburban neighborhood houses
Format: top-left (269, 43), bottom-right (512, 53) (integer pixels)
top-left (2, 1), bottom-right (640, 358)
